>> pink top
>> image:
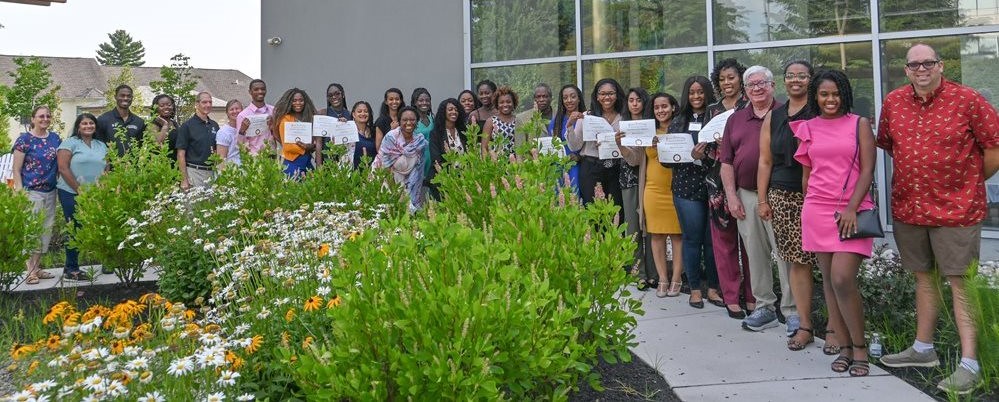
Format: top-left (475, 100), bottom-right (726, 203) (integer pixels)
top-left (236, 103), bottom-right (275, 155)
top-left (792, 113), bottom-right (874, 209)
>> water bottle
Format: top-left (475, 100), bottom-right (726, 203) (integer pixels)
top-left (870, 332), bottom-right (883, 358)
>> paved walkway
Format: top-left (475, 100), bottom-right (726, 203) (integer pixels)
top-left (8, 265), bottom-right (158, 292)
top-left (629, 290), bottom-right (935, 402)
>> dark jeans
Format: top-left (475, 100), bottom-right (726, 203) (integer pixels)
top-left (674, 195), bottom-right (718, 290)
top-left (579, 156), bottom-right (623, 223)
top-left (57, 188), bottom-right (81, 274)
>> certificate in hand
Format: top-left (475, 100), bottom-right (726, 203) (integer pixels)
top-left (332, 120), bottom-right (359, 144)
top-left (619, 119), bottom-right (656, 147)
top-left (283, 122), bottom-right (313, 144)
top-left (597, 132), bottom-right (621, 160)
top-left (697, 109), bottom-right (735, 143)
top-left (536, 137), bottom-right (564, 156)
top-left (312, 115), bottom-right (337, 138)
top-left (582, 115), bottom-right (614, 141)
top-left (658, 134), bottom-right (695, 163)
top-left (245, 114), bottom-right (268, 137)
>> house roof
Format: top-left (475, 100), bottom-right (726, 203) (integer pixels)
top-left (0, 54), bottom-right (254, 107)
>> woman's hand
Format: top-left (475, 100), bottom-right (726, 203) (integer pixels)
top-left (691, 142), bottom-right (708, 160)
top-left (296, 139), bottom-right (316, 153)
top-left (757, 199), bottom-right (772, 221)
top-left (614, 131), bottom-right (625, 147)
top-left (568, 111), bottom-right (583, 124)
top-left (835, 209), bottom-right (858, 239)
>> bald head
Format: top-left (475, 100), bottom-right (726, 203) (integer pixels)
top-left (907, 43), bottom-right (939, 62)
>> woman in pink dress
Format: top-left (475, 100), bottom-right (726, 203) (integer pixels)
top-left (792, 69), bottom-right (875, 377)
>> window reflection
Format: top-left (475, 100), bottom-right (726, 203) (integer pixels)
top-left (471, 0), bottom-right (576, 63)
top-left (582, 53), bottom-right (709, 99)
top-left (712, 0), bottom-right (871, 44)
top-left (581, 0), bottom-right (707, 54)
top-left (471, 62), bottom-right (577, 111)
top-left (879, 0), bottom-right (999, 31)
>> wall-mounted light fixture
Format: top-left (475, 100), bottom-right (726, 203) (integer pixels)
top-left (267, 37), bottom-right (282, 46)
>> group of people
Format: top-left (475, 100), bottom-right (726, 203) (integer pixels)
top-left (8, 43), bottom-right (996, 394)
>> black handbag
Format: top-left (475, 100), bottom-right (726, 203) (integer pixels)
top-left (836, 117), bottom-right (884, 240)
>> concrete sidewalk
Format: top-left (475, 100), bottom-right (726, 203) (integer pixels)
top-left (629, 291), bottom-right (934, 402)
top-left (8, 265), bottom-right (158, 292)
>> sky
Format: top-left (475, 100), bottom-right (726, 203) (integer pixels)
top-left (0, 0), bottom-right (261, 77)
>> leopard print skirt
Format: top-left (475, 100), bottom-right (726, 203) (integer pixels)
top-left (769, 187), bottom-right (818, 266)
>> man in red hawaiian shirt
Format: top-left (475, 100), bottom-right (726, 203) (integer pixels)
top-left (877, 43), bottom-right (999, 395)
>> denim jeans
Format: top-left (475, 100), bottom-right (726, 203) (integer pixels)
top-left (57, 188), bottom-right (81, 274)
top-left (673, 195), bottom-right (718, 290)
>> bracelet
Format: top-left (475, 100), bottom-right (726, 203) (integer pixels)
top-left (758, 200), bottom-right (769, 205)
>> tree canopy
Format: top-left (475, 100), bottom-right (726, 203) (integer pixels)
top-left (96, 29), bottom-right (146, 67)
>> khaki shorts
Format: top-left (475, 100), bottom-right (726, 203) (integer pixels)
top-left (893, 221), bottom-right (982, 277)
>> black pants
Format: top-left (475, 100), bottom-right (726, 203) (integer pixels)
top-left (579, 156), bottom-right (624, 223)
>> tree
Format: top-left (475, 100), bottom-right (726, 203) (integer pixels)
top-left (103, 66), bottom-right (146, 116)
top-left (149, 54), bottom-right (199, 118)
top-left (0, 56), bottom-right (62, 134)
top-left (95, 29), bottom-right (146, 67)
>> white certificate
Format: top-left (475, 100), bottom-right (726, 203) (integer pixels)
top-left (331, 120), bottom-right (359, 145)
top-left (245, 114), bottom-right (268, 137)
top-left (597, 132), bottom-right (621, 160)
top-left (658, 134), bottom-right (695, 163)
top-left (536, 137), bottom-right (564, 156)
top-left (283, 122), bottom-right (313, 144)
top-left (312, 115), bottom-right (337, 138)
top-left (618, 119), bottom-right (656, 147)
top-left (698, 109), bottom-right (735, 143)
top-left (582, 115), bottom-right (614, 141)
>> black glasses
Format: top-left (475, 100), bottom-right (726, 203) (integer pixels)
top-left (905, 60), bottom-right (939, 70)
top-left (784, 73), bottom-right (810, 81)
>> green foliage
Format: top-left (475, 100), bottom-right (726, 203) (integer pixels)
top-left (0, 187), bottom-right (41, 291)
top-left (149, 54), bottom-right (199, 119)
top-left (70, 127), bottom-right (179, 284)
top-left (103, 66), bottom-right (146, 116)
top-left (856, 245), bottom-right (917, 352)
top-left (0, 126), bottom-right (10, 152)
top-left (0, 56), bottom-right (62, 133)
top-left (968, 263), bottom-right (999, 386)
top-left (95, 29), bottom-right (146, 67)
top-left (293, 151), bottom-right (639, 400)
top-left (470, 0), bottom-right (575, 63)
top-left (297, 156), bottom-right (407, 217)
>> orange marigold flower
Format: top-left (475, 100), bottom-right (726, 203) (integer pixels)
top-left (138, 293), bottom-right (161, 305)
top-left (246, 335), bottom-right (263, 354)
top-left (226, 350), bottom-right (245, 370)
top-left (110, 340), bottom-right (126, 355)
top-left (43, 301), bottom-right (72, 324)
top-left (184, 309), bottom-right (197, 321)
top-left (318, 243), bottom-right (331, 257)
top-left (304, 296), bottom-right (322, 312)
top-left (327, 295), bottom-right (342, 309)
top-left (285, 308), bottom-right (296, 322)
top-left (301, 336), bottom-right (313, 348)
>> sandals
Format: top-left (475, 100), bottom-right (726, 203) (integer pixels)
top-left (63, 271), bottom-right (93, 281)
top-left (666, 282), bottom-right (682, 297)
top-left (25, 275), bottom-right (40, 285)
top-left (656, 282), bottom-right (669, 298)
top-left (787, 327), bottom-right (815, 351)
top-left (850, 344), bottom-right (870, 377)
top-left (823, 330), bottom-right (841, 355)
top-left (831, 346), bottom-right (853, 373)
top-left (36, 270), bottom-right (55, 279)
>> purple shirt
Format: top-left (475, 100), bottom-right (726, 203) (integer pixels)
top-left (719, 101), bottom-right (780, 191)
top-left (14, 132), bottom-right (61, 192)
top-left (236, 103), bottom-right (274, 155)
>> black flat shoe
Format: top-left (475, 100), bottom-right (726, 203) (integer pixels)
top-left (727, 307), bottom-right (746, 319)
top-left (689, 297), bottom-right (704, 309)
top-left (707, 297), bottom-right (726, 308)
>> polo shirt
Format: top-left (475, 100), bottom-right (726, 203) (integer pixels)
top-left (176, 114), bottom-right (220, 167)
top-left (719, 100), bottom-right (781, 191)
top-left (96, 109), bottom-right (146, 156)
top-left (56, 137), bottom-right (108, 194)
top-left (876, 79), bottom-right (999, 227)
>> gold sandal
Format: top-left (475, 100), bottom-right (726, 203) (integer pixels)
top-left (666, 282), bottom-right (682, 297)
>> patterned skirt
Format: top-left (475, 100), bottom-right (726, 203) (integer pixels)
top-left (769, 187), bottom-right (818, 266)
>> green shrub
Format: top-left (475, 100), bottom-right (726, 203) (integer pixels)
top-left (0, 187), bottom-right (41, 290)
top-left (71, 129), bottom-right (179, 284)
top-left (298, 156), bottom-right (406, 218)
top-left (969, 262), bottom-right (999, 386)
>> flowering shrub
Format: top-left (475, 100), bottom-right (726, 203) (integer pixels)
top-left (71, 130), bottom-right (179, 284)
top-left (857, 244), bottom-right (917, 348)
top-left (0, 187), bottom-right (41, 291)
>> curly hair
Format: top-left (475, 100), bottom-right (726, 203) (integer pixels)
top-left (271, 88), bottom-right (318, 132)
top-left (807, 69), bottom-right (853, 117)
top-left (150, 94), bottom-right (176, 119)
top-left (491, 86), bottom-right (518, 112)
top-left (710, 58), bottom-right (746, 97)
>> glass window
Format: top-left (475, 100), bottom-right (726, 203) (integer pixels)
top-left (471, 62), bottom-right (577, 112)
top-left (471, 0), bottom-right (576, 63)
top-left (581, 0), bottom-right (707, 54)
top-left (716, 41), bottom-right (876, 117)
top-left (712, 0), bottom-right (871, 45)
top-left (879, 0), bottom-right (999, 31)
top-left (582, 53), bottom-right (709, 100)
top-left (880, 33), bottom-right (999, 228)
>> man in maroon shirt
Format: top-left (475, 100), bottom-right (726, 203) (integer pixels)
top-left (877, 43), bottom-right (999, 395)
top-left (720, 65), bottom-right (794, 334)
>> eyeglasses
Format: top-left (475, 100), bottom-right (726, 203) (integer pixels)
top-left (745, 81), bottom-right (773, 89)
top-left (597, 91), bottom-right (617, 98)
top-left (35, 114), bottom-right (52, 119)
top-left (327, 91), bottom-right (342, 97)
top-left (905, 60), bottom-right (939, 70)
top-left (784, 73), bottom-right (810, 81)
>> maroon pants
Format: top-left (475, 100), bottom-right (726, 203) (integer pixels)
top-left (710, 220), bottom-right (754, 306)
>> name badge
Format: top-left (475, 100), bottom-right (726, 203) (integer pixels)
top-left (688, 122), bottom-right (702, 132)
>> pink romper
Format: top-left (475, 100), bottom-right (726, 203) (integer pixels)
top-left (792, 113), bottom-right (874, 257)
